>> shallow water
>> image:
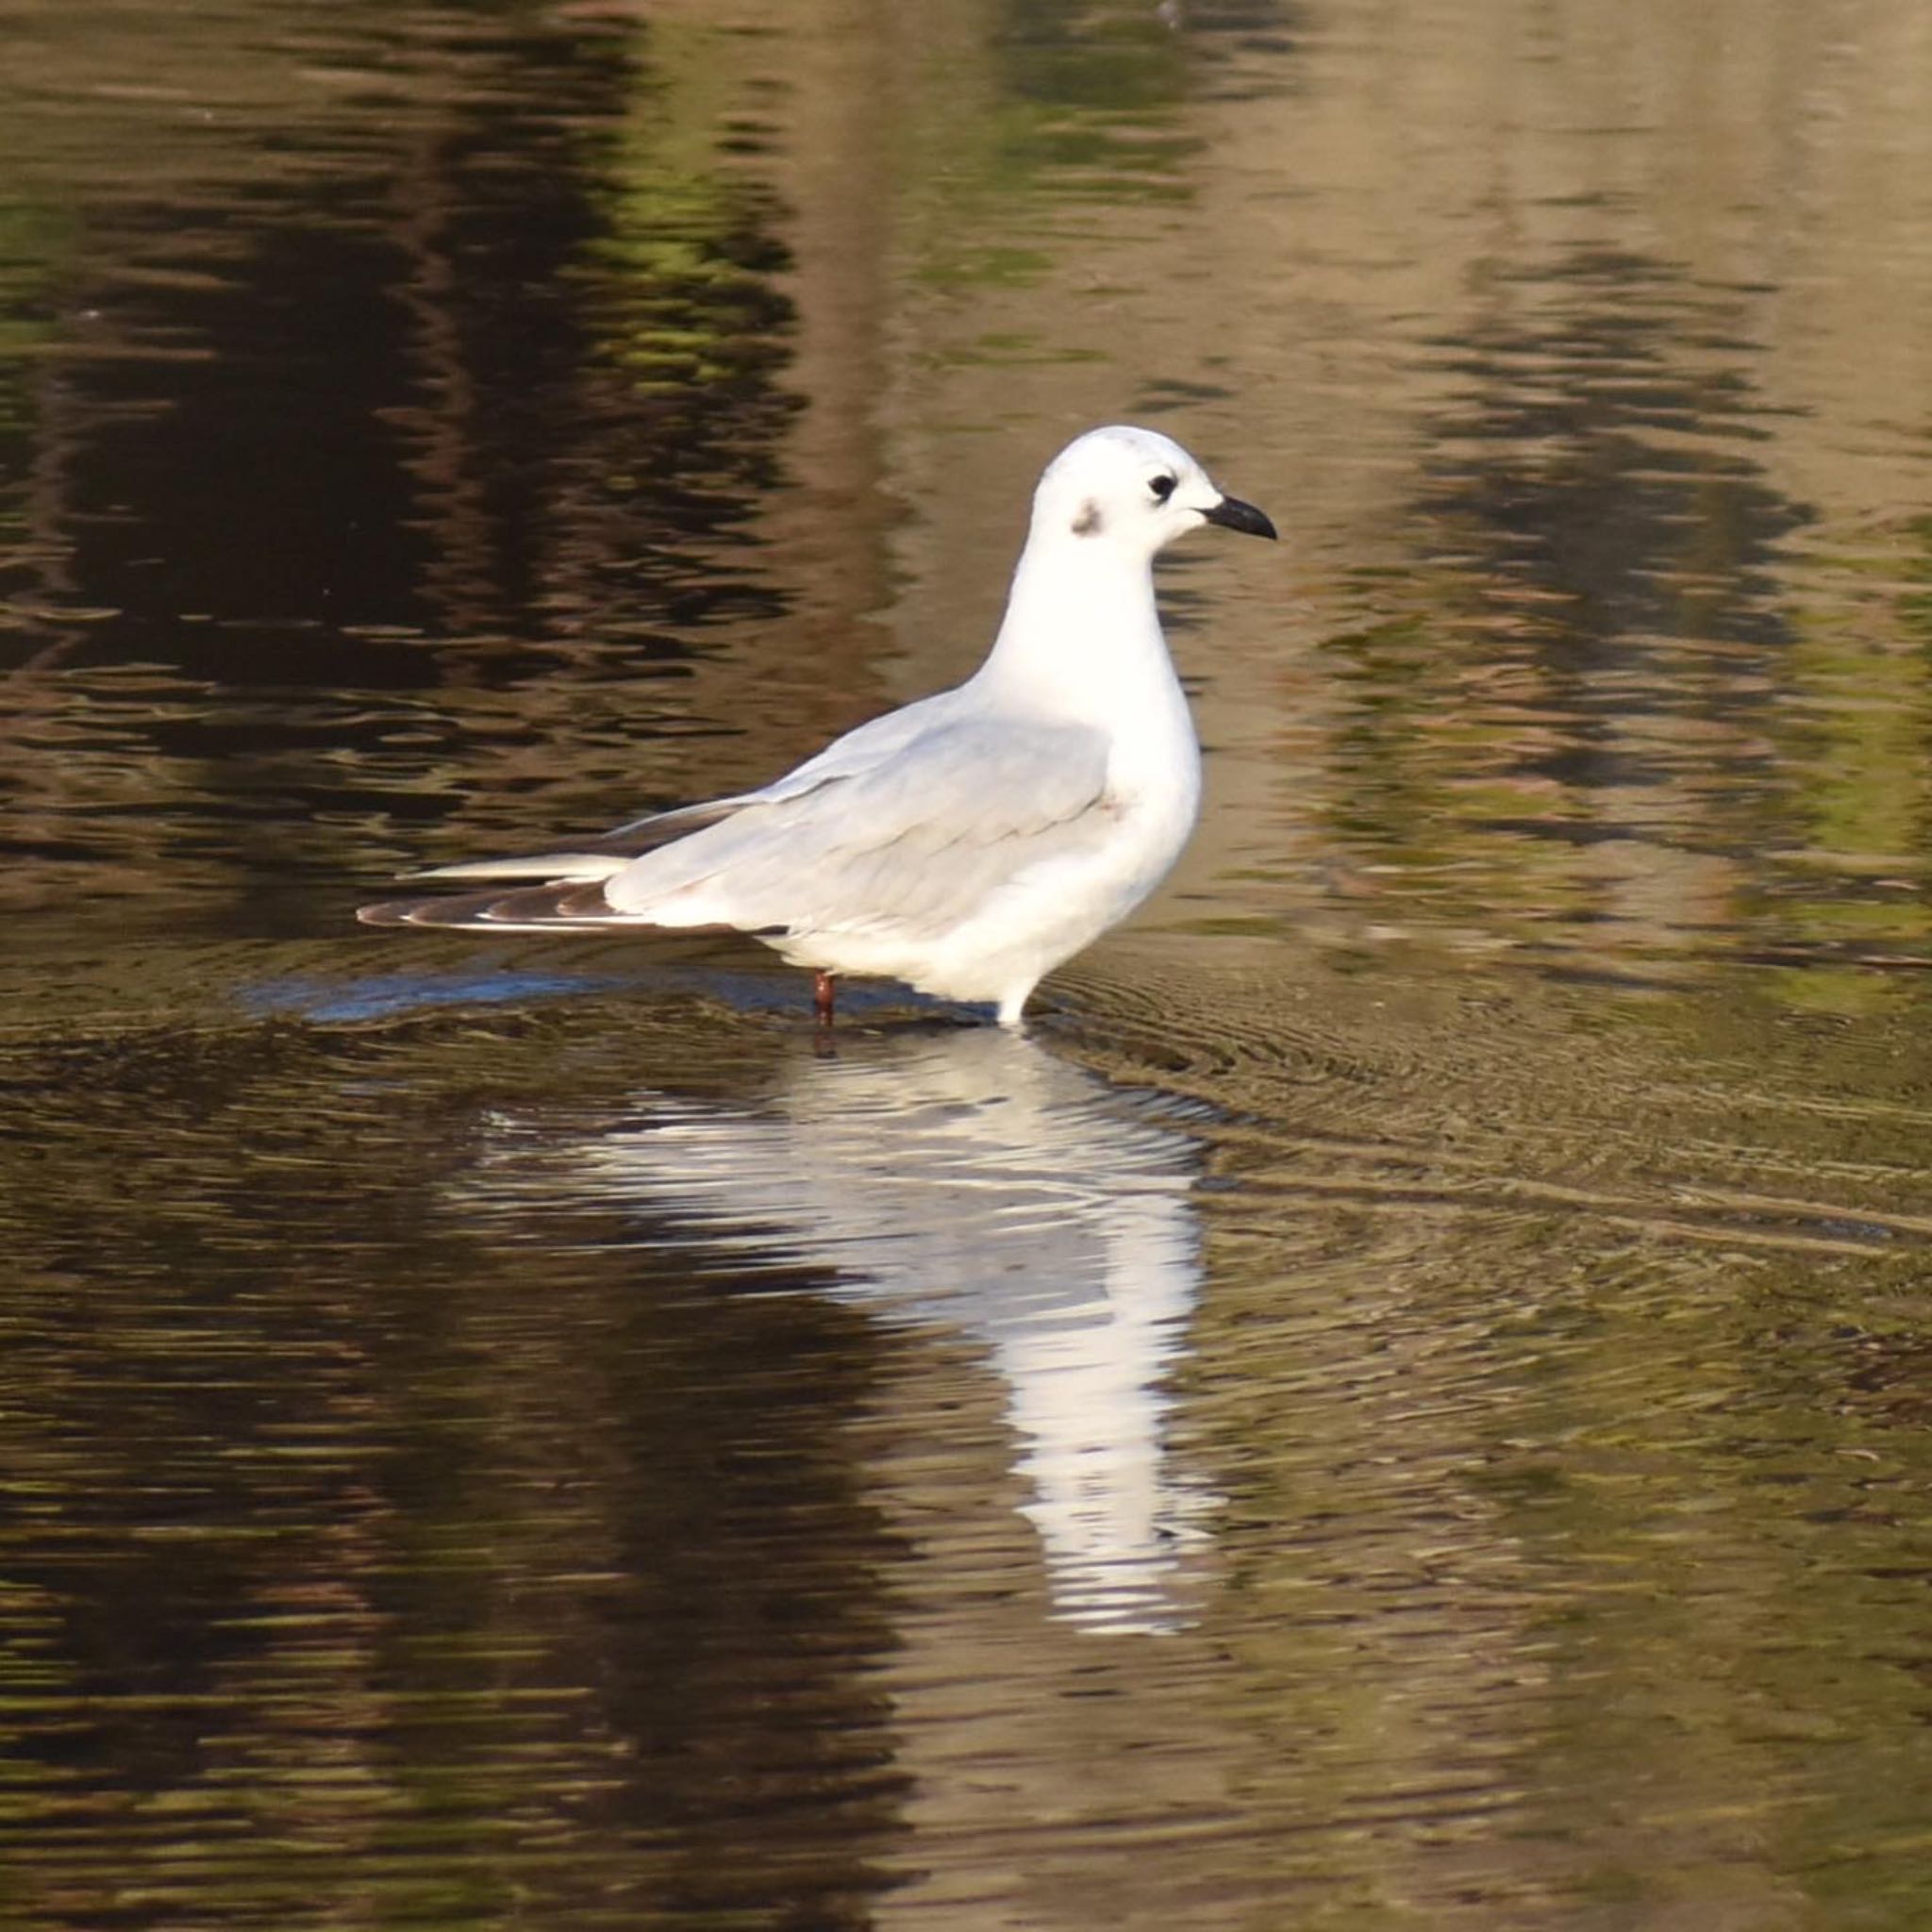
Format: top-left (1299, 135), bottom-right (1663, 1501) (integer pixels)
top-left (5, 2), bottom-right (1932, 1926)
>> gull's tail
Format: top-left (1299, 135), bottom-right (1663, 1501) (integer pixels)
top-left (356, 796), bottom-right (745, 932)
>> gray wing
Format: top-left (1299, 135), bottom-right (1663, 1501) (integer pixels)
top-left (601, 711), bottom-right (1115, 938)
top-left (359, 709), bottom-right (1114, 936)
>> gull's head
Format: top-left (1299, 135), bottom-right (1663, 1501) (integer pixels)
top-left (1030, 424), bottom-right (1276, 558)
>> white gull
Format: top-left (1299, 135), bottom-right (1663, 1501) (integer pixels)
top-left (358, 425), bottom-right (1275, 1024)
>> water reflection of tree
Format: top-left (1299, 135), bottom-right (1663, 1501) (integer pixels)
top-left (1332, 249), bottom-right (1817, 969)
top-left (0, 1007), bottom-right (907, 1928)
top-left (0, 4), bottom-right (804, 922)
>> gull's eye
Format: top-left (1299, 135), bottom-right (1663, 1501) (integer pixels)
top-left (1149, 474), bottom-right (1177, 502)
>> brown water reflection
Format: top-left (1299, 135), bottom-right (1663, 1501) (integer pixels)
top-left (6, 0), bottom-right (1932, 1926)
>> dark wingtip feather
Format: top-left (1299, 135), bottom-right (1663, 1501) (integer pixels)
top-left (479, 880), bottom-right (615, 923)
top-left (357, 899), bottom-right (422, 927)
top-left (356, 879), bottom-right (622, 930)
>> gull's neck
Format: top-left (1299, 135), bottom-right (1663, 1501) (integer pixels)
top-left (974, 526), bottom-right (1175, 724)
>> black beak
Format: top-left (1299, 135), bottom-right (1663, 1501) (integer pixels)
top-left (1202, 494), bottom-right (1276, 541)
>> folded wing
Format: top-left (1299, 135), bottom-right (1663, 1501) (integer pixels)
top-left (358, 707), bottom-right (1114, 942)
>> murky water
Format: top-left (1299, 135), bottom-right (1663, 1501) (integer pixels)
top-left (5, 1), bottom-right (1932, 1925)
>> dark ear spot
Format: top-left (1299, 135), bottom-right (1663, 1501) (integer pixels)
top-left (1072, 499), bottom-right (1104, 537)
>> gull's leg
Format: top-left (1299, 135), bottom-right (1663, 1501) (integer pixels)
top-left (813, 970), bottom-right (837, 1027)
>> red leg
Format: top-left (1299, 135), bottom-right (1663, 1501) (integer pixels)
top-left (813, 970), bottom-right (836, 1026)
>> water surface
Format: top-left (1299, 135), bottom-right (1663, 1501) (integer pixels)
top-left (5, 2), bottom-right (1932, 1926)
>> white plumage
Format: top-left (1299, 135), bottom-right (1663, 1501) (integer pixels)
top-left (358, 425), bottom-right (1274, 1024)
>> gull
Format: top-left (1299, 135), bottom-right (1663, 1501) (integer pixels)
top-left (358, 425), bottom-right (1275, 1024)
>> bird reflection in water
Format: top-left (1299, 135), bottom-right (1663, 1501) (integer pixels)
top-left (508, 1025), bottom-right (1217, 1635)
